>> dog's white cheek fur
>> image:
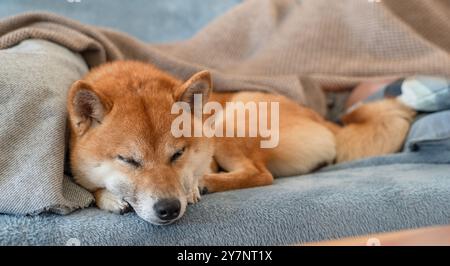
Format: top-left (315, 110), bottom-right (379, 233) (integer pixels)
top-left (75, 160), bottom-right (135, 212)
top-left (72, 157), bottom-right (106, 192)
top-left (77, 160), bottom-right (132, 194)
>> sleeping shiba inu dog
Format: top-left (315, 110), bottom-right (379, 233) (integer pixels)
top-left (67, 60), bottom-right (415, 225)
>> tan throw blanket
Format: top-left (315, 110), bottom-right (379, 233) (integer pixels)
top-left (2, 0), bottom-right (450, 113)
top-left (1, 0), bottom-right (450, 215)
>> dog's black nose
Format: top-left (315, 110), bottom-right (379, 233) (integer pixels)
top-left (153, 198), bottom-right (181, 221)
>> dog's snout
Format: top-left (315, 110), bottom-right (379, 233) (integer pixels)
top-left (153, 198), bottom-right (181, 221)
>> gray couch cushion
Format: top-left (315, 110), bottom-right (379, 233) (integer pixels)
top-left (404, 111), bottom-right (450, 152)
top-left (1, 162), bottom-right (449, 245)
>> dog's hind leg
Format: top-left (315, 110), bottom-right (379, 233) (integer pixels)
top-left (199, 164), bottom-right (273, 194)
top-left (335, 98), bottom-right (416, 163)
top-left (199, 141), bottom-right (273, 193)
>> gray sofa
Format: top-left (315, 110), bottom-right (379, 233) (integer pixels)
top-left (0, 0), bottom-right (449, 245)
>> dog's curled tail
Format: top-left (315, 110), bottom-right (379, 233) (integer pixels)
top-left (327, 99), bottom-right (416, 163)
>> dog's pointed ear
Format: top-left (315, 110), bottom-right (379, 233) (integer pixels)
top-left (67, 80), bottom-right (111, 136)
top-left (174, 70), bottom-right (212, 110)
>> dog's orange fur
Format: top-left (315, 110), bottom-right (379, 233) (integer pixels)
top-left (67, 60), bottom-right (415, 223)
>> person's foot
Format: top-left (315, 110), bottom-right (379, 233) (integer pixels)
top-left (345, 78), bottom-right (398, 109)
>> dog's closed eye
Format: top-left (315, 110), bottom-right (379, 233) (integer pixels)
top-left (117, 155), bottom-right (141, 168)
top-left (170, 147), bottom-right (185, 163)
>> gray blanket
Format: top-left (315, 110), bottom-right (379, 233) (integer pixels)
top-left (1, 0), bottom-right (450, 216)
top-left (2, 159), bottom-right (450, 245)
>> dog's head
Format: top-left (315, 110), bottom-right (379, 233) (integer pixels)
top-left (67, 61), bottom-right (213, 225)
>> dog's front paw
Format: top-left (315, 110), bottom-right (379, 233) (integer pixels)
top-left (198, 175), bottom-right (211, 195)
top-left (187, 186), bottom-right (201, 204)
top-left (94, 189), bottom-right (130, 214)
top-left (198, 185), bottom-right (209, 195)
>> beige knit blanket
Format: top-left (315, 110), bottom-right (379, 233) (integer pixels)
top-left (1, 0), bottom-right (450, 215)
top-left (1, 0), bottom-right (449, 115)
